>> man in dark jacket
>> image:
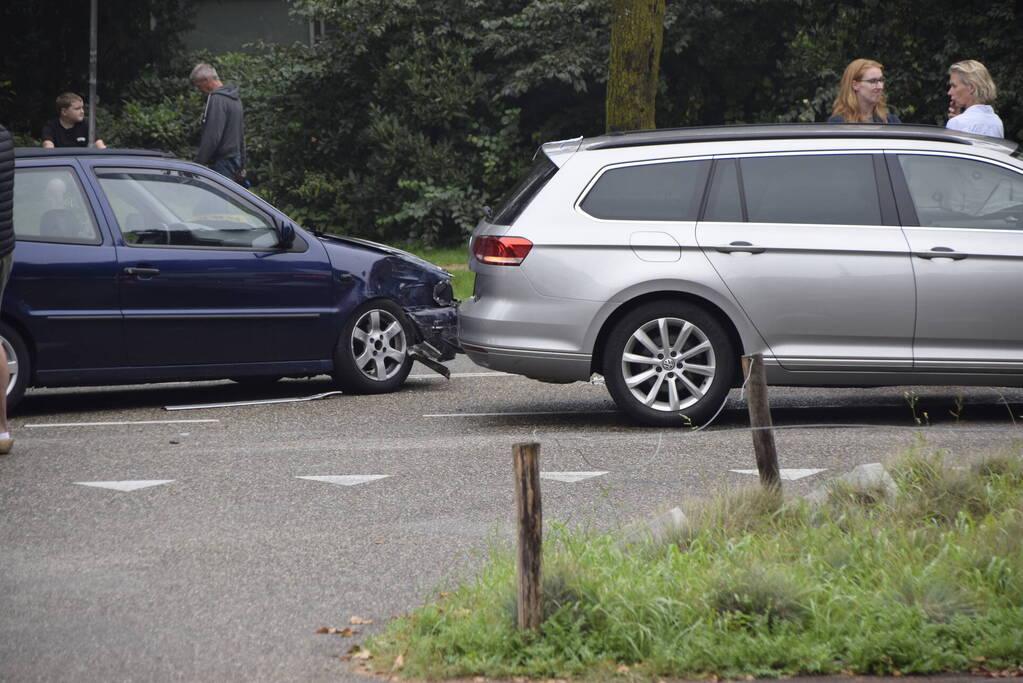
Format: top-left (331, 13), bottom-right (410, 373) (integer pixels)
top-left (0, 124), bottom-right (16, 454)
top-left (190, 63), bottom-right (247, 184)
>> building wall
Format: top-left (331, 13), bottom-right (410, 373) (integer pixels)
top-left (184, 0), bottom-right (309, 53)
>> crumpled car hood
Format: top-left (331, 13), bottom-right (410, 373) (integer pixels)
top-left (315, 233), bottom-right (452, 278)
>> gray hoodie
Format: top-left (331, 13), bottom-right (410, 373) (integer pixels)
top-left (197, 83), bottom-right (245, 166)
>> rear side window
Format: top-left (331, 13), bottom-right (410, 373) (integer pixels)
top-left (13, 166), bottom-right (102, 245)
top-left (492, 153), bottom-right (558, 226)
top-left (740, 154), bottom-right (881, 225)
top-left (579, 159), bottom-right (710, 221)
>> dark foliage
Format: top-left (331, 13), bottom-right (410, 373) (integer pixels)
top-left (3, 0), bottom-right (1020, 246)
top-left (0, 0), bottom-right (198, 135)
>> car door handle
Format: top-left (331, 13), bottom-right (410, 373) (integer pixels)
top-left (716, 241), bottom-right (766, 254)
top-left (123, 266), bottom-right (161, 277)
top-left (916, 247), bottom-right (967, 260)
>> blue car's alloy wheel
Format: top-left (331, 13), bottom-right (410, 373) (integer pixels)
top-left (334, 300), bottom-right (414, 394)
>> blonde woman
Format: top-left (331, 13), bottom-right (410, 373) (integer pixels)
top-left (946, 60), bottom-right (1003, 138)
top-left (828, 59), bottom-right (900, 123)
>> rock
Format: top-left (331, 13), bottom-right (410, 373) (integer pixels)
top-left (618, 507), bottom-right (689, 547)
top-left (803, 462), bottom-right (898, 508)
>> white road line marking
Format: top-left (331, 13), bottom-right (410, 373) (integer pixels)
top-left (296, 475), bottom-right (390, 486)
top-left (26, 419), bottom-right (220, 428)
top-left (409, 371), bottom-right (510, 379)
top-left (424, 410), bottom-right (618, 418)
top-left (165, 391), bottom-right (343, 411)
top-left (75, 480), bottom-right (175, 492)
top-left (730, 468), bottom-right (827, 481)
top-left (540, 471), bottom-right (609, 483)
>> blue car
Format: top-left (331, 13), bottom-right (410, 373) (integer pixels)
top-left (4, 147), bottom-right (459, 410)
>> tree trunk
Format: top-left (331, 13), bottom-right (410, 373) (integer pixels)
top-left (606, 0), bottom-right (666, 133)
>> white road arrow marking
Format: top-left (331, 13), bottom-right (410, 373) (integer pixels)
top-left (540, 471), bottom-right (609, 483)
top-left (296, 475), bottom-right (390, 486)
top-left (75, 480), bottom-right (175, 492)
top-left (729, 468), bottom-right (826, 481)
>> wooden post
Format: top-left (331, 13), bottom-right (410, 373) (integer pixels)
top-left (513, 442), bottom-right (543, 632)
top-left (742, 354), bottom-right (781, 490)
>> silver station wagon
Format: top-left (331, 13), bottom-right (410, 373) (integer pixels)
top-left (458, 124), bottom-right (1023, 426)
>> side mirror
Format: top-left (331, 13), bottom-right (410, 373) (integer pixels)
top-left (277, 220), bottom-right (296, 250)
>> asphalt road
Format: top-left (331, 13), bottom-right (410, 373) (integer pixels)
top-left (2, 355), bottom-right (1021, 681)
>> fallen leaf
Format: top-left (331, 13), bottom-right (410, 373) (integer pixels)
top-left (315, 627), bottom-right (358, 636)
top-left (352, 649), bottom-right (372, 660)
top-left (617, 665), bottom-right (630, 673)
top-left (349, 616), bottom-right (374, 625)
top-left (392, 653), bottom-right (404, 671)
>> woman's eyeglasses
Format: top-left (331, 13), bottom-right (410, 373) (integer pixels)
top-left (856, 78), bottom-right (885, 85)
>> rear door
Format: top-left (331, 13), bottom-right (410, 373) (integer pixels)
top-left (9, 160), bottom-right (124, 376)
top-left (889, 152), bottom-right (1023, 370)
top-left (695, 152), bottom-right (916, 370)
top-left (88, 162), bottom-right (336, 367)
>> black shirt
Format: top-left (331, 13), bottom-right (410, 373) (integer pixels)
top-left (41, 118), bottom-right (90, 147)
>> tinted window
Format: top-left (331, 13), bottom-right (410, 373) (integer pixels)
top-left (898, 154), bottom-right (1023, 229)
top-left (13, 167), bottom-right (102, 244)
top-left (492, 153), bottom-right (558, 226)
top-left (580, 159), bottom-right (710, 221)
top-left (96, 168), bottom-right (278, 248)
top-left (703, 159), bottom-right (743, 222)
top-left (740, 154), bottom-right (881, 225)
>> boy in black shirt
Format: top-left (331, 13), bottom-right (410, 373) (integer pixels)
top-left (41, 92), bottom-right (106, 149)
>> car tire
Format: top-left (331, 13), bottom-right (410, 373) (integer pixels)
top-left (0, 322), bottom-right (30, 413)
top-left (603, 301), bottom-right (735, 427)
top-left (333, 299), bottom-right (414, 394)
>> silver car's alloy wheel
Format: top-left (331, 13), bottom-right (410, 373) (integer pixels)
top-left (350, 308), bottom-right (408, 381)
top-left (620, 316), bottom-right (716, 413)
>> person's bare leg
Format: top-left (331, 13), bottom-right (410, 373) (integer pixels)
top-left (0, 344), bottom-right (11, 454)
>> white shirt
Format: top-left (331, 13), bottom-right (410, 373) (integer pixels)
top-left (946, 104), bottom-right (1004, 138)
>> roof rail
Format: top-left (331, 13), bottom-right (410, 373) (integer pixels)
top-left (583, 123), bottom-right (1018, 155)
top-left (15, 147), bottom-right (176, 159)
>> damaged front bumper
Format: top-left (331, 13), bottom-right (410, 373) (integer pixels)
top-left (407, 305), bottom-right (461, 377)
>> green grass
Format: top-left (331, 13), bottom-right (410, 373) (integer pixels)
top-left (403, 243), bottom-right (474, 301)
top-left (362, 443), bottom-right (1023, 680)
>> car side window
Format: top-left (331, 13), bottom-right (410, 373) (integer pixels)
top-left (12, 167), bottom-right (102, 245)
top-left (95, 168), bottom-right (278, 248)
top-left (579, 159), bottom-right (711, 221)
top-left (897, 154), bottom-right (1023, 230)
top-left (739, 154), bottom-right (881, 225)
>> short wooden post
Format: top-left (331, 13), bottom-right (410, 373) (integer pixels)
top-left (742, 354), bottom-right (781, 490)
top-left (513, 441), bottom-right (543, 632)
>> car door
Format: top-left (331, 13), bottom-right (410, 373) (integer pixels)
top-left (889, 152), bottom-right (1023, 370)
top-left (9, 161), bottom-right (125, 376)
top-left (89, 163), bottom-right (336, 367)
top-left (695, 152), bottom-right (916, 370)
